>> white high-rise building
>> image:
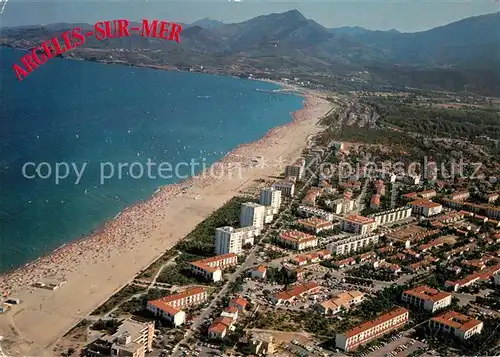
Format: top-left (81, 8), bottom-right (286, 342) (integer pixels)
top-left (215, 226), bottom-right (259, 255)
top-left (259, 187), bottom-right (282, 215)
top-left (240, 202), bottom-right (266, 229)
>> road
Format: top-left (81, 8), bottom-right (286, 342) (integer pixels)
top-left (171, 246), bottom-right (262, 356)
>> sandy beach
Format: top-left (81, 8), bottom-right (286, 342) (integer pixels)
top-left (0, 90), bottom-right (333, 356)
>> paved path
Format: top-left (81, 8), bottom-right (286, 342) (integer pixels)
top-left (103, 253), bottom-right (179, 318)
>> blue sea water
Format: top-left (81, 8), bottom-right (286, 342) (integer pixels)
top-left (0, 47), bottom-right (303, 272)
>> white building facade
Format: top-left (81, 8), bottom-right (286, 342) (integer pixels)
top-left (369, 206), bottom-right (413, 226)
top-left (215, 226), bottom-right (258, 255)
top-left (259, 187), bottom-right (282, 214)
top-left (240, 202), bottom-right (266, 229)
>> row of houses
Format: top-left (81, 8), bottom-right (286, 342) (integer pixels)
top-left (290, 250), bottom-right (331, 266)
top-left (207, 297), bottom-right (249, 339)
top-left (442, 200), bottom-right (500, 220)
top-left (445, 263), bottom-right (500, 291)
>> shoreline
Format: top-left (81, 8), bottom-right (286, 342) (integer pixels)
top-left (0, 74), bottom-right (301, 277)
top-left (0, 84), bottom-right (333, 357)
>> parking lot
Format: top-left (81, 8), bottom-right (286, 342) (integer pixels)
top-left (362, 336), bottom-right (427, 357)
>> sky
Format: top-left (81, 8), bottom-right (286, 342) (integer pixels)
top-left (0, 0), bottom-right (498, 32)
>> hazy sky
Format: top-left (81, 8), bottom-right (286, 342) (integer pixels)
top-left (0, 0), bottom-right (498, 32)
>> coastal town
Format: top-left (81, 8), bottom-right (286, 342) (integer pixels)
top-left (1, 86), bottom-right (499, 357)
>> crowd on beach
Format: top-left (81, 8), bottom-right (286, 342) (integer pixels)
top-left (0, 94), bottom-right (319, 297)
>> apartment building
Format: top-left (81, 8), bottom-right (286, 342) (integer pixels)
top-left (271, 282), bottom-right (321, 305)
top-left (429, 311), bottom-right (483, 340)
top-left (240, 202), bottom-right (266, 229)
top-left (285, 159), bottom-right (305, 181)
top-left (277, 230), bottom-right (318, 251)
top-left (369, 206), bottom-right (412, 226)
top-left (296, 217), bottom-right (334, 234)
top-left (409, 199), bottom-right (443, 217)
top-left (317, 290), bottom-right (364, 315)
top-left (259, 187), bottom-right (282, 214)
top-left (85, 318), bottom-right (154, 357)
top-left (327, 234), bottom-right (380, 255)
top-left (402, 286), bottom-right (452, 313)
top-left (189, 253), bottom-right (238, 282)
top-left (147, 287), bottom-right (207, 326)
top-left (448, 191), bottom-right (470, 201)
top-left (335, 307), bottom-right (409, 352)
top-left (272, 180), bottom-right (295, 197)
top-left (297, 205), bottom-right (334, 221)
top-left (328, 198), bottom-right (354, 215)
top-left (341, 215), bottom-right (378, 235)
top-left (215, 226), bottom-right (258, 255)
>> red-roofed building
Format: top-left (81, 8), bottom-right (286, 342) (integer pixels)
top-left (402, 192), bottom-right (418, 201)
top-left (342, 215), bottom-right (377, 235)
top-left (251, 265), bottom-right (267, 279)
top-left (402, 286), bottom-right (452, 312)
top-left (189, 253), bottom-right (238, 282)
top-left (430, 311), bottom-right (483, 340)
top-left (147, 287), bottom-right (207, 326)
top-left (335, 307), bottom-right (409, 351)
top-left (278, 230), bottom-right (318, 251)
top-left (409, 199), bottom-right (443, 217)
top-left (296, 217), bottom-right (334, 234)
top-left (229, 297), bottom-right (249, 312)
top-left (271, 283), bottom-right (321, 305)
top-left (208, 316), bottom-right (234, 339)
top-left (445, 263), bottom-right (500, 291)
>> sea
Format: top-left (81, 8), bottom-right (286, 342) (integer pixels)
top-left (0, 47), bottom-right (303, 273)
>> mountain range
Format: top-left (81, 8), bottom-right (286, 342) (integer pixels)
top-left (1, 10), bottom-right (499, 95)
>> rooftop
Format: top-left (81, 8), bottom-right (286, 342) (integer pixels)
top-left (432, 311), bottom-right (482, 332)
top-left (344, 215), bottom-right (376, 225)
top-left (149, 287), bottom-right (206, 310)
top-left (343, 307), bottom-right (408, 338)
top-left (409, 199), bottom-right (442, 209)
top-left (403, 285), bottom-right (451, 302)
top-left (296, 217), bottom-right (333, 228)
top-left (194, 253), bottom-right (237, 265)
top-left (274, 282), bottom-right (320, 301)
top-left (280, 230), bottom-right (317, 243)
